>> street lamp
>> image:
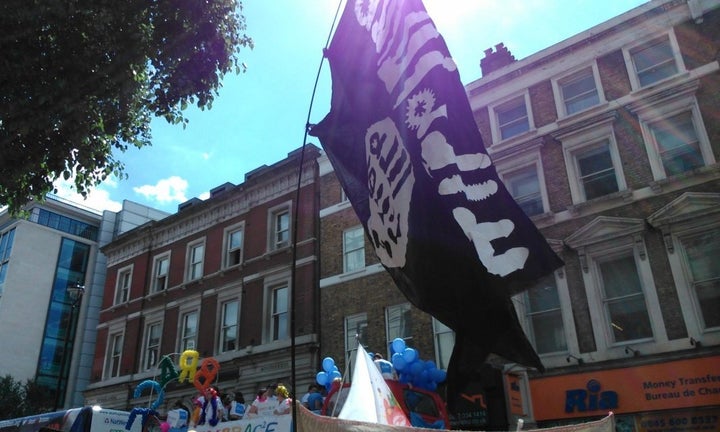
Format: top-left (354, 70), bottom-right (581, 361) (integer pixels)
top-left (53, 282), bottom-right (85, 411)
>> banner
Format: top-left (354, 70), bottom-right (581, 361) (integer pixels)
top-left (310, 0), bottom-right (563, 403)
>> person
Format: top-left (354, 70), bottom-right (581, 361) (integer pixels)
top-left (304, 384), bottom-right (324, 414)
top-left (300, 384), bottom-right (313, 408)
top-left (246, 384), bottom-right (277, 417)
top-left (228, 391), bottom-right (246, 420)
top-left (195, 386), bottom-right (224, 426)
top-left (373, 353), bottom-right (398, 380)
top-left (273, 384), bottom-right (292, 415)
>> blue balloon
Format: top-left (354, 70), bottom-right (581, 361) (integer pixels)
top-left (402, 347), bottom-right (417, 363)
top-left (322, 357), bottom-right (335, 373)
top-left (330, 370), bottom-right (342, 381)
top-left (391, 338), bottom-right (406, 354)
top-left (425, 360), bottom-right (436, 370)
top-left (410, 360), bottom-right (424, 376)
top-left (392, 353), bottom-right (407, 371)
top-left (316, 371), bottom-right (329, 385)
top-left (434, 369), bottom-right (447, 382)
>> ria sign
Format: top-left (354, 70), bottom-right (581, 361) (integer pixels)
top-left (565, 380), bottom-right (619, 413)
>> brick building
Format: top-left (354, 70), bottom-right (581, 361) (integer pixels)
top-left (84, 145), bottom-right (322, 411)
top-left (319, 0), bottom-right (720, 430)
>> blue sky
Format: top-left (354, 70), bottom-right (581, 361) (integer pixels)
top-left (55, 0), bottom-right (648, 214)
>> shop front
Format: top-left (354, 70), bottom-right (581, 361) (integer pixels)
top-left (529, 355), bottom-right (720, 432)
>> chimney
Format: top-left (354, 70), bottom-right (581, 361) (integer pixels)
top-left (480, 43), bottom-right (516, 76)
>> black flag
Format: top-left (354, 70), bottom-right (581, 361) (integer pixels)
top-left (310, 0), bottom-right (563, 402)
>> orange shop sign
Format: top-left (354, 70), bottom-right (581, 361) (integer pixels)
top-left (529, 356), bottom-right (720, 421)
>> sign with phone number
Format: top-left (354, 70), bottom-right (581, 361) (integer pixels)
top-left (637, 409), bottom-right (720, 432)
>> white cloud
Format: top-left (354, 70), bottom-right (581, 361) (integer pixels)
top-left (133, 176), bottom-right (189, 204)
top-left (53, 177), bottom-right (123, 213)
top-left (198, 191), bottom-right (211, 200)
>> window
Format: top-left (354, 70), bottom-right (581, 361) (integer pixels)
top-left (269, 204), bottom-right (291, 251)
top-left (104, 332), bottom-right (123, 379)
top-left (180, 311), bottom-right (198, 351)
top-left (558, 67), bottom-right (600, 116)
top-left (648, 112), bottom-right (704, 177)
top-left (386, 303), bottom-right (412, 356)
top-left (0, 228), bottom-right (16, 296)
top-left (630, 92), bottom-right (714, 181)
top-left (225, 227), bottom-right (244, 267)
top-left (220, 300), bottom-right (240, 352)
top-left (599, 254), bottom-right (653, 343)
top-left (503, 166), bottom-right (544, 216)
top-left (345, 313), bottom-right (368, 374)
top-left (574, 141), bottom-right (619, 200)
top-left (187, 241), bottom-right (204, 281)
top-left (679, 230), bottom-right (720, 330)
top-left (629, 35), bottom-right (679, 88)
top-left (559, 121), bottom-right (626, 204)
top-left (432, 318), bottom-right (454, 370)
top-left (494, 96), bottom-right (530, 140)
top-left (114, 266), bottom-right (131, 304)
top-left (143, 322), bottom-right (162, 370)
top-left (151, 254), bottom-right (169, 293)
top-left (523, 274), bottom-right (567, 354)
top-left (343, 226), bottom-right (365, 272)
top-left (271, 285), bottom-right (289, 341)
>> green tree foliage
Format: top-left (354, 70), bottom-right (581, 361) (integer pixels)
top-left (0, 375), bottom-right (54, 420)
top-left (0, 0), bottom-right (253, 215)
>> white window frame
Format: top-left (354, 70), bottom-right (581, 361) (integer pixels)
top-left (623, 31), bottom-right (684, 91)
top-left (104, 329), bottom-right (124, 379)
top-left (385, 303), bottom-right (412, 357)
top-left (186, 239), bottom-right (205, 282)
top-left (262, 273), bottom-right (291, 343)
top-left (343, 226), bottom-right (365, 273)
top-left (633, 93), bottom-right (714, 181)
top-left (345, 312), bottom-right (368, 375)
top-left (142, 320), bottom-right (162, 371)
top-left (179, 310), bottom-right (199, 351)
top-left (219, 298), bottom-right (240, 353)
top-left (552, 64), bottom-right (604, 118)
top-left (648, 193), bottom-right (720, 346)
top-left (489, 92), bottom-right (534, 144)
top-left (559, 121), bottom-right (626, 204)
top-left (151, 253), bottom-right (170, 293)
top-left (114, 265), bottom-right (132, 305)
top-left (495, 151), bottom-right (550, 218)
top-left (432, 318), bottom-right (454, 370)
top-left (0, 228), bottom-right (16, 296)
top-left (223, 223), bottom-right (245, 268)
top-left (567, 217), bottom-right (666, 359)
top-left (268, 202), bottom-right (292, 251)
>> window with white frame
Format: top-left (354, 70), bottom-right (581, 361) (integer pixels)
top-left (494, 95), bottom-right (531, 141)
top-left (522, 273), bottom-right (567, 354)
top-left (143, 322), bottom-right (162, 370)
top-left (114, 266), bottom-right (132, 305)
top-left (503, 165), bottom-right (544, 216)
top-left (151, 254), bottom-right (169, 293)
top-left (180, 311), bottom-right (198, 351)
top-left (186, 241), bottom-right (204, 281)
top-left (104, 332), bottom-right (123, 379)
top-left (628, 34), bottom-right (680, 88)
top-left (567, 216), bottom-right (665, 353)
top-left (599, 253), bottom-right (654, 343)
top-left (557, 67), bottom-right (601, 116)
top-left (386, 303), bottom-right (412, 356)
top-left (559, 121), bottom-right (626, 204)
top-left (648, 112), bottom-right (705, 177)
top-left (678, 230), bottom-right (720, 330)
top-left (631, 92), bottom-right (713, 181)
top-left (345, 313), bottom-right (368, 373)
top-left (271, 284), bottom-right (289, 341)
top-left (225, 225), bottom-right (244, 267)
top-left (432, 318), bottom-right (454, 370)
top-left (343, 226), bottom-right (365, 272)
top-left (269, 205), bottom-right (291, 250)
top-left (220, 299), bottom-right (240, 352)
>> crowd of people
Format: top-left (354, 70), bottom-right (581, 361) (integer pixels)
top-left (175, 381), bottom-right (329, 426)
